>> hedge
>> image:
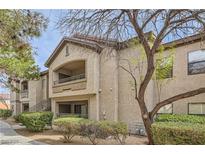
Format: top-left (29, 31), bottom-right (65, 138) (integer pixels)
top-left (155, 114), bottom-right (205, 124)
top-left (53, 117), bottom-right (128, 144)
top-left (151, 122), bottom-right (205, 145)
top-left (19, 112), bottom-right (54, 132)
top-left (0, 109), bottom-right (12, 118)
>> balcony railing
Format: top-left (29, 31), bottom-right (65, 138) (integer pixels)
top-left (21, 90), bottom-right (28, 98)
top-left (54, 73), bottom-right (86, 85)
top-left (56, 113), bottom-right (88, 118)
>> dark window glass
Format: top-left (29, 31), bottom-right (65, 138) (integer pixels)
top-left (59, 104), bottom-right (71, 114)
top-left (23, 103), bottom-right (29, 112)
top-left (22, 81), bottom-right (28, 91)
top-left (188, 50), bottom-right (205, 75)
top-left (74, 105), bottom-right (81, 114)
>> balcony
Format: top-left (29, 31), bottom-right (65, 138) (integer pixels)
top-left (21, 90), bottom-right (28, 98)
top-left (53, 60), bottom-right (87, 93)
top-left (53, 73), bottom-right (86, 85)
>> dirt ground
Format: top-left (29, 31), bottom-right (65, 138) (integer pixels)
top-left (3, 117), bottom-right (148, 145)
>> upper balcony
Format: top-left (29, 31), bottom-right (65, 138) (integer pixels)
top-left (20, 81), bottom-right (29, 99)
top-left (52, 60), bottom-right (87, 93)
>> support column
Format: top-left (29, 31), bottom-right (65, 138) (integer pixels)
top-left (51, 99), bottom-right (56, 117)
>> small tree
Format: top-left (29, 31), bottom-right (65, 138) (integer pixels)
top-left (57, 9), bottom-right (205, 144)
top-left (0, 10), bottom-right (47, 90)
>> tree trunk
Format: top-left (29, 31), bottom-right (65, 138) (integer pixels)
top-left (141, 113), bottom-right (154, 145)
top-left (137, 98), bottom-right (154, 144)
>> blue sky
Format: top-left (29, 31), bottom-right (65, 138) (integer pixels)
top-left (31, 10), bottom-right (64, 71)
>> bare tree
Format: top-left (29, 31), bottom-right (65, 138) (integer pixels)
top-left (57, 9), bottom-right (205, 144)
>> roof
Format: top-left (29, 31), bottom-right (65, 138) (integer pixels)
top-left (44, 37), bottom-right (106, 67)
top-left (40, 70), bottom-right (48, 76)
top-left (0, 93), bottom-right (10, 100)
top-left (44, 32), bottom-right (205, 67)
top-left (162, 33), bottom-right (205, 49)
top-left (0, 103), bottom-right (10, 110)
top-left (44, 32), bottom-right (153, 67)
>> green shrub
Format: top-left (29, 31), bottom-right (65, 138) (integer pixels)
top-left (18, 112), bottom-right (31, 124)
top-left (53, 117), bottom-right (84, 143)
top-left (39, 112), bottom-right (54, 125)
top-left (0, 109), bottom-right (12, 118)
top-left (155, 114), bottom-right (205, 124)
top-left (151, 122), bottom-right (205, 145)
top-left (57, 114), bottom-right (82, 118)
top-left (13, 115), bottom-right (20, 122)
top-left (79, 120), bottom-right (102, 145)
top-left (19, 112), bottom-right (54, 132)
top-left (98, 121), bottom-right (128, 144)
top-left (53, 117), bottom-right (128, 144)
top-left (79, 119), bottom-right (128, 144)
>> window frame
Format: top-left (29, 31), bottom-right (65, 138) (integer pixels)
top-left (187, 49), bottom-right (205, 75)
top-left (188, 102), bottom-right (205, 115)
top-left (156, 57), bottom-right (174, 80)
top-left (157, 103), bottom-right (173, 114)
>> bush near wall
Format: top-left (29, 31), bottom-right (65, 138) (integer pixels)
top-left (98, 120), bottom-right (128, 144)
top-left (155, 114), bottom-right (205, 124)
top-left (79, 119), bottom-right (106, 145)
top-left (53, 117), bottom-right (128, 144)
top-left (151, 122), bottom-right (205, 145)
top-left (0, 109), bottom-right (12, 118)
top-left (19, 112), bottom-right (53, 132)
top-left (53, 117), bottom-right (84, 143)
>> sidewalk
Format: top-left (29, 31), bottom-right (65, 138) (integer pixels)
top-left (0, 120), bottom-right (46, 145)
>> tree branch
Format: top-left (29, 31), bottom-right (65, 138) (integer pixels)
top-left (119, 65), bottom-right (139, 100)
top-left (150, 88), bottom-right (205, 119)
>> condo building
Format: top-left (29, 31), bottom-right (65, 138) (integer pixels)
top-left (10, 32), bottom-right (205, 133)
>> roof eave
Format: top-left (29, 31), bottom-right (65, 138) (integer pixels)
top-left (44, 38), bottom-right (103, 67)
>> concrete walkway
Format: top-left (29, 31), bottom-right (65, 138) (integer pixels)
top-left (0, 120), bottom-right (46, 145)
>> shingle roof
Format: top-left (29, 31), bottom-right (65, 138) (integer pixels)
top-left (162, 33), bottom-right (205, 49)
top-left (44, 32), bottom-right (205, 67)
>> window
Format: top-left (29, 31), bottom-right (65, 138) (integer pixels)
top-left (156, 57), bottom-right (173, 79)
top-left (58, 101), bottom-right (88, 118)
top-left (74, 105), bottom-right (82, 114)
top-left (59, 104), bottom-right (71, 114)
top-left (21, 81), bottom-right (28, 91)
top-left (158, 104), bottom-right (173, 114)
top-left (22, 103), bottom-right (29, 112)
top-left (188, 103), bottom-right (205, 115)
top-left (188, 50), bottom-right (205, 75)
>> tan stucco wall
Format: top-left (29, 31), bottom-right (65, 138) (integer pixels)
top-left (10, 74), bottom-right (49, 115)
top-left (118, 46), bottom-right (154, 127)
top-left (99, 48), bottom-right (119, 121)
top-left (154, 41), bottom-right (205, 114)
top-left (48, 43), bottom-right (100, 98)
top-left (48, 43), bottom-right (100, 119)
